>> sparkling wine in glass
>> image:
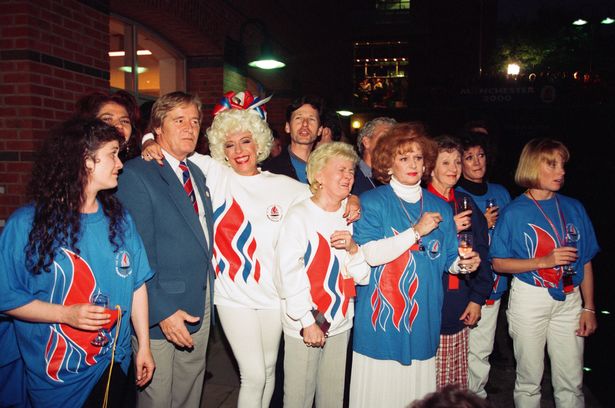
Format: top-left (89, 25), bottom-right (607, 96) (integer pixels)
top-left (562, 224), bottom-right (579, 277)
top-left (485, 198), bottom-right (497, 230)
top-left (461, 196), bottom-right (471, 212)
top-left (457, 232), bottom-right (473, 274)
top-left (90, 291), bottom-right (110, 347)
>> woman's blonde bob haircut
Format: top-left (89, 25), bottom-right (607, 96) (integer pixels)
top-left (206, 109), bottom-right (273, 165)
top-left (515, 138), bottom-right (570, 189)
top-left (307, 142), bottom-right (359, 194)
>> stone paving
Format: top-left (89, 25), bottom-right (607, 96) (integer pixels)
top-left (200, 325), bottom-right (603, 408)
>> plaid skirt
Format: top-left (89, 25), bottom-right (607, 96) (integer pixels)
top-left (436, 328), bottom-right (469, 390)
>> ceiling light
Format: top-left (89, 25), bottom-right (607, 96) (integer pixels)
top-left (119, 66), bottom-right (148, 74)
top-left (336, 110), bottom-right (353, 117)
top-left (108, 50), bottom-right (152, 57)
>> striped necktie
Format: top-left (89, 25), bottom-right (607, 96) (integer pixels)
top-left (179, 161), bottom-right (199, 214)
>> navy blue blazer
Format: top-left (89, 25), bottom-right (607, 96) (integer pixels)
top-left (116, 157), bottom-right (214, 340)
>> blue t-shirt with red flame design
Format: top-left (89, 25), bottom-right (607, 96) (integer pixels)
top-left (353, 185), bottom-right (458, 365)
top-left (489, 193), bottom-right (599, 300)
top-left (0, 204), bottom-right (153, 407)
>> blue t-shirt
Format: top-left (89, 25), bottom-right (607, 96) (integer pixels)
top-left (456, 182), bottom-right (511, 300)
top-left (490, 193), bottom-right (599, 301)
top-left (353, 185), bottom-right (458, 364)
top-left (0, 204), bottom-right (154, 408)
top-left (289, 152), bottom-right (308, 184)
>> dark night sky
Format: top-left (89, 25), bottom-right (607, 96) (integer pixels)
top-left (498, 0), bottom-right (614, 21)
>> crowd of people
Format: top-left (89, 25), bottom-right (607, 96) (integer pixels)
top-left (0, 88), bottom-right (598, 408)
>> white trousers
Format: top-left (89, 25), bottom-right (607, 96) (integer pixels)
top-left (468, 298), bottom-right (501, 398)
top-left (283, 331), bottom-right (350, 408)
top-left (216, 306), bottom-right (282, 408)
top-left (507, 278), bottom-right (584, 408)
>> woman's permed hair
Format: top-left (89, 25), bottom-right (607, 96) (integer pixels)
top-left (206, 109), bottom-right (273, 165)
top-left (515, 138), bottom-right (570, 189)
top-left (307, 141), bottom-right (359, 194)
top-left (25, 118), bottom-right (126, 274)
top-left (371, 122), bottom-right (437, 184)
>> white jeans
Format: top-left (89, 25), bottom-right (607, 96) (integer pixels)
top-left (507, 278), bottom-right (584, 408)
top-left (217, 306), bottom-right (282, 408)
top-left (283, 331), bottom-right (350, 408)
top-left (468, 299), bottom-right (501, 398)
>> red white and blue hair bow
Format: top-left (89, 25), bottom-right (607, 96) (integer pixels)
top-left (212, 90), bottom-right (272, 119)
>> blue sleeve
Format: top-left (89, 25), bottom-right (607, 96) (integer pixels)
top-left (124, 214), bottom-right (155, 290)
top-left (116, 166), bottom-right (174, 326)
top-left (354, 192), bottom-right (385, 245)
top-left (467, 196), bottom-right (493, 303)
top-left (0, 209), bottom-right (36, 312)
top-left (498, 185), bottom-right (512, 207)
top-left (489, 206), bottom-right (514, 260)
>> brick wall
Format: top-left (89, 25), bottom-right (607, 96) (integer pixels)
top-left (0, 0), bottom-right (354, 221)
top-left (0, 0), bottom-right (109, 222)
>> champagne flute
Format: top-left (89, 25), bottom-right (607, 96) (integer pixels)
top-left (485, 198), bottom-right (497, 230)
top-left (562, 225), bottom-right (579, 276)
top-left (90, 291), bottom-right (110, 347)
top-left (461, 196), bottom-right (471, 212)
top-left (457, 232), bottom-right (473, 274)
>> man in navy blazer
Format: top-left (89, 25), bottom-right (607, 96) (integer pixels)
top-left (117, 92), bottom-right (214, 408)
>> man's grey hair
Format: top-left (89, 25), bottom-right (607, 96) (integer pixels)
top-left (357, 117), bottom-right (397, 153)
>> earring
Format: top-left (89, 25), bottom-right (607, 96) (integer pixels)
top-left (387, 169), bottom-right (393, 175)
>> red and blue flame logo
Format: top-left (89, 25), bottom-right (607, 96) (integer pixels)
top-left (304, 233), bottom-right (349, 320)
top-left (44, 249), bottom-right (117, 382)
top-left (213, 199), bottom-right (261, 283)
top-left (524, 224), bottom-right (560, 288)
top-left (370, 228), bottom-right (420, 332)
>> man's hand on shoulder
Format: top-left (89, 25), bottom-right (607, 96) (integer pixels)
top-left (159, 309), bottom-right (200, 348)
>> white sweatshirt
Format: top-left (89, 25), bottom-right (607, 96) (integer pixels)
top-left (275, 198), bottom-right (370, 339)
top-left (188, 153), bottom-right (311, 309)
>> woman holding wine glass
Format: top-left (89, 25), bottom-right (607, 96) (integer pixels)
top-left (456, 131), bottom-right (512, 398)
top-left (426, 135), bottom-right (492, 390)
top-left (0, 118), bottom-right (155, 407)
top-left (490, 138), bottom-right (598, 407)
top-left (349, 123), bottom-right (481, 407)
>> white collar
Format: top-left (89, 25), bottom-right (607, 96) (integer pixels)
top-left (390, 175), bottom-right (421, 203)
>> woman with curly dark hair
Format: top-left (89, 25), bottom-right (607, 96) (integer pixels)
top-left (76, 90), bottom-right (142, 161)
top-left (0, 118), bottom-right (154, 407)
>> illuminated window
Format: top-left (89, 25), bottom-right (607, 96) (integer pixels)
top-left (353, 41), bottom-right (409, 109)
top-left (374, 0), bottom-right (410, 11)
top-left (109, 16), bottom-right (185, 98)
